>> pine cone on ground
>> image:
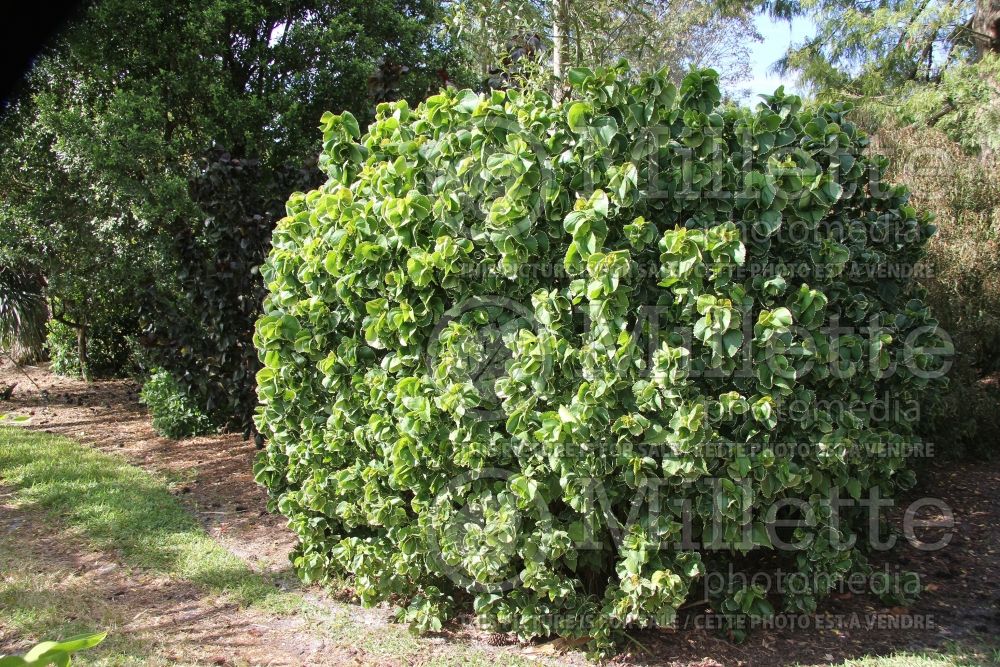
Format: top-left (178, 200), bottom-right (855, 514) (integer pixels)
top-left (485, 632), bottom-right (516, 647)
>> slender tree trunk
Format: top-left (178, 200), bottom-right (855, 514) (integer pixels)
top-left (973, 0), bottom-right (1000, 56)
top-left (480, 13), bottom-right (490, 80)
top-left (552, 0), bottom-right (570, 79)
top-left (77, 324), bottom-right (90, 381)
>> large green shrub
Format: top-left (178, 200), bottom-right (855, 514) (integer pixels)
top-left (254, 65), bottom-right (942, 652)
top-left (140, 150), bottom-right (319, 436)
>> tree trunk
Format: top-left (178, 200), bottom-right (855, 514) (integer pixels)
top-left (972, 0), bottom-right (1000, 56)
top-left (77, 324), bottom-right (90, 381)
top-left (552, 0), bottom-right (570, 79)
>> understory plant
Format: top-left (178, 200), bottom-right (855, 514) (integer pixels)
top-left (254, 65), bottom-right (942, 653)
top-left (46, 318), bottom-right (139, 379)
top-left (140, 368), bottom-right (214, 439)
top-left (0, 267), bottom-right (47, 364)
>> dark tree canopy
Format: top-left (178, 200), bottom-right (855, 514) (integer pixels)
top-left (0, 0), bottom-right (464, 388)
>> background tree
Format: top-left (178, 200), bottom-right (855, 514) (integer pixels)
top-left (447, 0), bottom-right (760, 87)
top-left (0, 90), bottom-right (147, 380)
top-left (766, 0), bottom-right (1000, 155)
top-left (0, 0), bottom-right (465, 388)
top-left (972, 0), bottom-right (1000, 53)
top-left (776, 0), bottom-right (976, 94)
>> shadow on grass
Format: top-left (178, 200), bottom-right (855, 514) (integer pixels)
top-left (0, 426), bottom-right (297, 611)
top-left (0, 532), bottom-right (280, 665)
top-left (3, 425), bottom-right (997, 667)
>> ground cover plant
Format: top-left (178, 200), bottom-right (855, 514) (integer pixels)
top-left (252, 64), bottom-right (944, 653)
top-left (139, 368), bottom-right (215, 439)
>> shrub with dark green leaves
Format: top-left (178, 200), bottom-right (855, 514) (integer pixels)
top-left (140, 368), bottom-right (214, 439)
top-left (254, 65), bottom-right (942, 652)
top-left (140, 149), bottom-right (320, 435)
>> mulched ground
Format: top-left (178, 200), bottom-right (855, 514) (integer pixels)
top-left (1, 360), bottom-right (997, 666)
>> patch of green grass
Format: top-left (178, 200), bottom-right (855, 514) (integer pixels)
top-left (822, 642), bottom-right (1000, 667)
top-left (0, 426), bottom-right (297, 610)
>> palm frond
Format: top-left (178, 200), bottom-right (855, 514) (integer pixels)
top-left (0, 267), bottom-right (48, 363)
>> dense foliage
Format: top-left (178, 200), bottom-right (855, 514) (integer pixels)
top-left (254, 65), bottom-right (941, 651)
top-left (140, 150), bottom-right (320, 434)
top-left (0, 0), bottom-right (463, 382)
top-left (140, 368), bottom-right (215, 439)
top-left (882, 54), bottom-right (1000, 159)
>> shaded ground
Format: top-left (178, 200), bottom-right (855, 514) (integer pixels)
top-left (0, 423), bottom-right (570, 667)
top-left (0, 487), bottom-right (349, 667)
top-left (1, 361), bottom-right (998, 666)
top-left (615, 461), bottom-right (1000, 666)
top-left (0, 362), bottom-right (293, 573)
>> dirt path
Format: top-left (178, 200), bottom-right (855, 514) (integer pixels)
top-left (0, 362), bottom-right (294, 573)
top-left (1, 361), bottom-right (998, 666)
top-left (0, 362), bottom-right (367, 665)
top-left (0, 486), bottom-right (360, 667)
top-left (0, 363), bottom-right (575, 667)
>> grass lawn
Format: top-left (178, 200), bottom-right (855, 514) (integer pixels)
top-left (0, 425), bottom-right (297, 610)
top-left (824, 644), bottom-right (1000, 666)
